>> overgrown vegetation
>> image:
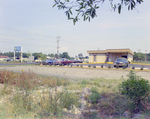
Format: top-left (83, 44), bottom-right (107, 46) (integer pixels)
top-left (120, 70), bottom-right (150, 114)
top-left (0, 69), bottom-right (150, 118)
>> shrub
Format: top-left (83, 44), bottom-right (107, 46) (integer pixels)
top-left (16, 70), bottom-right (38, 90)
top-left (82, 111), bottom-right (98, 119)
top-left (88, 92), bottom-right (101, 104)
top-left (60, 92), bottom-right (80, 109)
top-left (91, 87), bottom-right (98, 93)
top-left (0, 70), bottom-right (16, 84)
top-left (93, 82), bottom-right (101, 87)
top-left (120, 70), bottom-right (150, 113)
top-left (81, 80), bottom-right (89, 85)
top-left (37, 91), bottom-right (79, 118)
top-left (97, 93), bottom-right (130, 116)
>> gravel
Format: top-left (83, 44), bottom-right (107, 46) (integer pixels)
top-left (0, 66), bottom-right (150, 80)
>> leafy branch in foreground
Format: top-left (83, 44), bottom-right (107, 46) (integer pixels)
top-left (53, 0), bottom-right (143, 24)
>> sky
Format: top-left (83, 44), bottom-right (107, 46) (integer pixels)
top-left (0, 0), bottom-right (150, 57)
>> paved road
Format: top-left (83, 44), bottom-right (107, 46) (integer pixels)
top-left (0, 63), bottom-right (33, 65)
top-left (0, 62), bottom-right (150, 69)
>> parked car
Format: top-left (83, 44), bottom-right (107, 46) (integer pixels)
top-left (53, 59), bottom-right (73, 65)
top-left (71, 59), bottom-right (83, 63)
top-left (6, 58), bottom-right (13, 62)
top-left (113, 58), bottom-right (129, 68)
top-left (35, 59), bottom-right (42, 63)
top-left (42, 59), bottom-right (57, 65)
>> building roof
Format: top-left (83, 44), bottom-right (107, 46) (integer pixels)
top-left (87, 48), bottom-right (134, 55)
top-left (0, 55), bottom-right (9, 58)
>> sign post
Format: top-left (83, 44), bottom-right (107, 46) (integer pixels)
top-left (14, 46), bottom-right (22, 63)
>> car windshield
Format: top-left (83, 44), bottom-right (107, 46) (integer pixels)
top-left (116, 58), bottom-right (127, 62)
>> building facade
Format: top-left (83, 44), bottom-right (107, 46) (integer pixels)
top-left (0, 56), bottom-right (9, 61)
top-left (87, 49), bottom-right (134, 63)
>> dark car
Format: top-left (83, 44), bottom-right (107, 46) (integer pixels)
top-left (42, 59), bottom-right (57, 65)
top-left (6, 58), bottom-right (13, 62)
top-left (113, 58), bottom-right (129, 68)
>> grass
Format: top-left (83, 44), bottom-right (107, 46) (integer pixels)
top-left (0, 69), bottom-right (150, 118)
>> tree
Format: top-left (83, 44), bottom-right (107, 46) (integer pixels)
top-left (84, 56), bottom-right (89, 59)
top-left (23, 53), bottom-right (30, 58)
top-left (48, 53), bottom-right (55, 58)
top-left (78, 53), bottom-right (83, 59)
top-left (133, 52), bottom-right (145, 61)
top-left (61, 52), bottom-right (70, 59)
top-left (53, 0), bottom-right (143, 24)
top-left (33, 52), bottom-right (43, 60)
top-left (40, 54), bottom-right (47, 61)
top-left (147, 53), bottom-right (150, 61)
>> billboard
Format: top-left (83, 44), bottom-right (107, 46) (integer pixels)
top-left (14, 46), bottom-right (21, 51)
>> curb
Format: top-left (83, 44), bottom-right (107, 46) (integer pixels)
top-left (37, 64), bottom-right (150, 71)
top-left (130, 63), bottom-right (150, 65)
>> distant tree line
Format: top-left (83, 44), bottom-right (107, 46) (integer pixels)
top-left (0, 51), bottom-right (89, 60)
top-left (133, 52), bottom-right (150, 61)
top-left (0, 52), bottom-right (30, 58)
top-left (1, 51), bottom-right (150, 61)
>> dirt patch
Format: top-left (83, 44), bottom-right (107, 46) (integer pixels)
top-left (0, 66), bottom-right (150, 81)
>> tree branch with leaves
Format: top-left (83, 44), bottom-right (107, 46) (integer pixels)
top-left (53, 0), bottom-right (143, 24)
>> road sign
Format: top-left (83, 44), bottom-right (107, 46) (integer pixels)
top-left (14, 46), bottom-right (21, 51)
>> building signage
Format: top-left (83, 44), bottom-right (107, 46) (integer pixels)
top-left (14, 46), bottom-right (21, 51)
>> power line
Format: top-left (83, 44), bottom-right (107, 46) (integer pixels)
top-left (0, 33), bottom-right (56, 44)
top-left (0, 25), bottom-right (55, 39)
top-left (0, 25), bottom-right (95, 49)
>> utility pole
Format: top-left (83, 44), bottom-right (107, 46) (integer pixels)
top-left (145, 50), bottom-right (147, 61)
top-left (56, 36), bottom-right (60, 58)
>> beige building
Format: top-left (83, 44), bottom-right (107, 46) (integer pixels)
top-left (87, 49), bottom-right (134, 63)
top-left (0, 55), bottom-right (9, 61)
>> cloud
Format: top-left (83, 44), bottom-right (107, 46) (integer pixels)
top-left (98, 22), bottom-right (128, 29)
top-left (131, 16), bottom-right (145, 20)
top-left (60, 47), bottom-right (68, 52)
